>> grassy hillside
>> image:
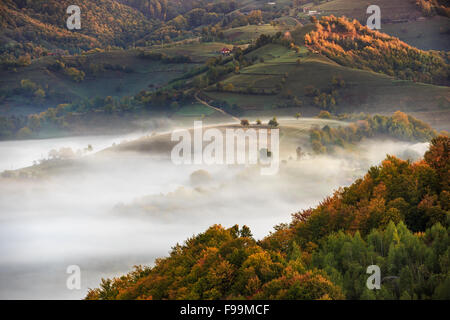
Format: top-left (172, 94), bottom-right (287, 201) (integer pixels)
top-left (1, 117), bottom-right (347, 177)
top-left (222, 24), bottom-right (287, 43)
top-left (202, 40), bottom-right (449, 129)
top-left (149, 41), bottom-right (241, 63)
top-left (1, 14), bottom-right (449, 139)
top-left (0, 0), bottom-right (290, 61)
top-left (0, 50), bottom-right (192, 115)
top-left (304, 0), bottom-right (421, 21)
top-left (381, 15), bottom-right (450, 51)
top-left (0, 41), bottom-right (242, 116)
top-left (104, 118), bottom-right (345, 155)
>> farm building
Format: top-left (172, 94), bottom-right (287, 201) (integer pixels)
top-left (221, 47), bottom-right (232, 56)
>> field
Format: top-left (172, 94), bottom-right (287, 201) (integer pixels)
top-left (204, 42), bottom-right (450, 129)
top-left (305, 0), bottom-right (421, 21)
top-left (3, 117), bottom-right (348, 179)
top-left (382, 16), bottom-right (450, 51)
top-left (222, 24), bottom-right (287, 43)
top-left (0, 50), bottom-right (188, 115)
top-left (1, 8), bottom-right (449, 132)
top-left (236, 0), bottom-right (294, 11)
top-left (0, 42), bottom-right (239, 116)
top-left (150, 42), bottom-right (239, 63)
top-left (95, 117), bottom-right (348, 160)
top-left (175, 103), bottom-right (216, 117)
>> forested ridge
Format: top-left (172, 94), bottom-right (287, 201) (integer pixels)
top-left (310, 111), bottom-right (440, 154)
top-left (1, 3), bottom-right (449, 142)
top-left (417, 0), bottom-right (450, 17)
top-left (0, 1), bottom-right (448, 300)
top-left (0, 0), bottom-right (152, 54)
top-left (304, 16), bottom-right (449, 86)
top-left (118, 0), bottom-right (238, 21)
top-left (86, 136), bottom-right (450, 300)
top-left (0, 0), bottom-right (278, 61)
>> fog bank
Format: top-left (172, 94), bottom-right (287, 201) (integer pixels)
top-left (0, 133), bottom-right (428, 299)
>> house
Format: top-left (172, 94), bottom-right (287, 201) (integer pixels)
top-left (221, 47), bottom-right (232, 56)
top-left (301, 7), bottom-right (319, 15)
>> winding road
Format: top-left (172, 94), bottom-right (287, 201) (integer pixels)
top-left (194, 91), bottom-right (241, 122)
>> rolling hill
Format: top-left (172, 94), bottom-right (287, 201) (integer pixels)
top-left (0, 1), bottom-right (449, 139)
top-left (0, 41), bottom-right (241, 116)
top-left (295, 0), bottom-right (450, 51)
top-left (0, 0), bottom-right (153, 55)
top-left (1, 20), bottom-right (449, 140)
top-left (0, 0), bottom-right (287, 60)
top-left (202, 36), bottom-right (450, 130)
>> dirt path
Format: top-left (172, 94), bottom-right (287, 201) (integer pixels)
top-left (194, 92), bottom-right (241, 122)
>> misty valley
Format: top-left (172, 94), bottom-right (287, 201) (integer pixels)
top-left (0, 0), bottom-right (449, 303)
top-left (0, 117), bottom-right (431, 298)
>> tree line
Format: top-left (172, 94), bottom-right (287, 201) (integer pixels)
top-left (304, 16), bottom-right (449, 86)
top-left (310, 111), bottom-right (439, 154)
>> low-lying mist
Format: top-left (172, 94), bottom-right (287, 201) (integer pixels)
top-left (0, 117), bottom-right (179, 172)
top-left (0, 128), bottom-right (429, 299)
